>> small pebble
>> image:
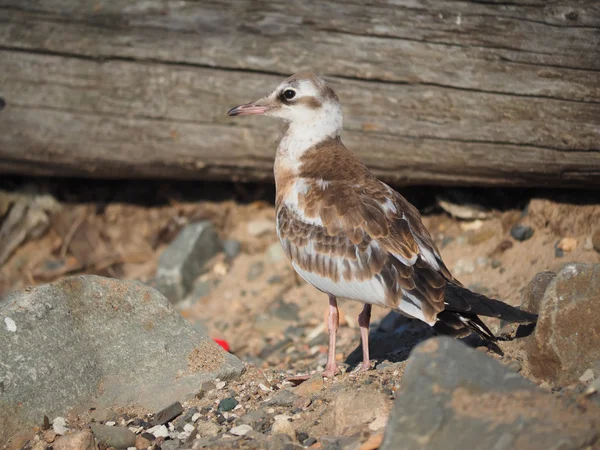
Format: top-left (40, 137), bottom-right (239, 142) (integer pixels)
top-left (557, 237), bottom-right (577, 252)
top-left (43, 430), bottom-right (57, 443)
top-left (52, 417), bottom-right (68, 436)
top-left (218, 397), bottom-right (239, 412)
top-left (580, 369), bottom-right (595, 383)
top-left (506, 360), bottom-right (522, 373)
top-left (230, 424), bottom-right (253, 436)
top-left (222, 239), bottom-right (241, 260)
top-left (202, 381), bottom-right (217, 392)
top-left (554, 241), bottom-right (564, 258)
top-left (271, 416), bottom-right (295, 440)
top-left (247, 262), bottom-right (265, 281)
top-left (147, 424), bottom-right (169, 438)
top-left (296, 432), bottom-right (309, 444)
top-left (215, 381), bottom-right (226, 390)
top-left (510, 225), bottom-right (534, 242)
top-left (304, 437), bottom-right (317, 446)
top-left (192, 413), bottom-right (201, 422)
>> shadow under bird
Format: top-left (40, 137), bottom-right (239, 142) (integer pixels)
top-left (227, 73), bottom-right (537, 377)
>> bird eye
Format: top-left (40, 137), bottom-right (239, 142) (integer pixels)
top-left (282, 89), bottom-right (296, 100)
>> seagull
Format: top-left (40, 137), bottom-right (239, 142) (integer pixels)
top-left (227, 73), bottom-right (537, 377)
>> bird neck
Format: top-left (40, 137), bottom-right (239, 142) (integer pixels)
top-left (275, 102), bottom-right (342, 174)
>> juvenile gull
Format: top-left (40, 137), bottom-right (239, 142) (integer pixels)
top-left (228, 73), bottom-right (537, 377)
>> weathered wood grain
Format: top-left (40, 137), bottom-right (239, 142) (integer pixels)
top-left (0, 0), bottom-right (599, 186)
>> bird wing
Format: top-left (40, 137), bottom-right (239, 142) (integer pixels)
top-left (276, 178), bottom-right (452, 324)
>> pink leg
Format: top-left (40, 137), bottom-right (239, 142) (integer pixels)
top-left (358, 304), bottom-right (372, 371)
top-left (322, 295), bottom-right (339, 378)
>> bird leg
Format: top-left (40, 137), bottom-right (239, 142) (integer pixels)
top-left (323, 295), bottom-right (339, 378)
top-left (358, 304), bottom-right (372, 371)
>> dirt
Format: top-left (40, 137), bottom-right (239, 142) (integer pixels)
top-left (1, 180), bottom-right (600, 449)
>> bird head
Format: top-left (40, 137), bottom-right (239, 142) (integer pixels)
top-left (227, 72), bottom-right (343, 140)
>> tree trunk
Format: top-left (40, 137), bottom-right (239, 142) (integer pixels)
top-left (0, 0), bottom-right (599, 186)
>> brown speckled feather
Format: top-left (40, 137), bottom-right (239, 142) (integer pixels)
top-left (276, 138), bottom-right (454, 323)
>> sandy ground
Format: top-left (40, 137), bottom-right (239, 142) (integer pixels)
top-left (1, 181), bottom-right (600, 448)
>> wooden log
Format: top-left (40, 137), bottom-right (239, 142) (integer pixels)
top-left (0, 0), bottom-right (599, 186)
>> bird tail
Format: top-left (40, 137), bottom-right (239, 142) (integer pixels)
top-left (434, 283), bottom-right (538, 341)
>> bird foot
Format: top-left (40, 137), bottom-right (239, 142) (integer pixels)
top-left (322, 364), bottom-right (339, 378)
top-left (357, 362), bottom-right (372, 373)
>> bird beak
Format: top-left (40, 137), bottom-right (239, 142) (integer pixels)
top-left (227, 102), bottom-right (270, 116)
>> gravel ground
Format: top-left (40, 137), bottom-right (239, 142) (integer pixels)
top-left (2, 182), bottom-right (600, 449)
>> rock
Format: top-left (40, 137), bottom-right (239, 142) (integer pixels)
top-left (90, 408), bottom-right (118, 424)
top-left (323, 387), bottom-right (390, 435)
top-left (53, 430), bottom-right (97, 450)
top-left (292, 375), bottom-right (324, 397)
top-left (135, 435), bottom-right (152, 450)
top-left (247, 261), bottom-right (265, 281)
top-left (520, 271), bottom-right (556, 314)
top-left (303, 437), bottom-right (317, 447)
top-left (320, 435), bottom-right (361, 450)
top-left (360, 433), bottom-right (384, 450)
top-left (5, 431), bottom-right (33, 450)
top-left (593, 229), bottom-right (600, 253)
top-left (172, 407), bottom-right (199, 431)
top-left (155, 221), bottom-right (221, 302)
top-left (510, 224), bottom-right (534, 242)
top-left (0, 276), bottom-right (243, 444)
top-left (267, 434), bottom-right (294, 450)
top-left (580, 369), bottom-right (595, 383)
top-left (237, 409), bottom-right (268, 427)
top-left (222, 239), bottom-right (242, 260)
top-left (265, 390), bottom-right (297, 407)
top-left (554, 241), bottom-right (564, 258)
top-left (201, 381), bottom-right (216, 393)
top-left (271, 416), bottom-right (295, 440)
top-left (147, 424), bottom-right (169, 438)
top-left (195, 420), bottom-right (221, 438)
top-left (31, 440), bottom-right (48, 450)
top-left (436, 193), bottom-right (490, 220)
top-left (230, 424), bottom-right (253, 436)
top-left (90, 425), bottom-right (135, 449)
top-left (160, 441), bottom-right (181, 450)
top-left (526, 263), bottom-right (600, 384)
top-left (381, 337), bottom-right (600, 450)
top-left (151, 401), bottom-right (184, 426)
top-left (489, 239), bottom-right (513, 257)
top-left (53, 417), bottom-right (69, 435)
top-left (247, 219), bottom-right (274, 237)
top-left (43, 430), bottom-right (57, 443)
top-left (218, 397), bottom-right (239, 412)
top-left (557, 237), bottom-right (577, 252)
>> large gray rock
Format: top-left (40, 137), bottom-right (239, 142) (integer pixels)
top-left (0, 275), bottom-right (243, 443)
top-left (381, 337), bottom-right (600, 450)
top-left (525, 263), bottom-right (600, 384)
top-left (154, 221), bottom-right (221, 302)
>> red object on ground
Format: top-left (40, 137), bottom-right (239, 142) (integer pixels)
top-left (213, 338), bottom-right (230, 352)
